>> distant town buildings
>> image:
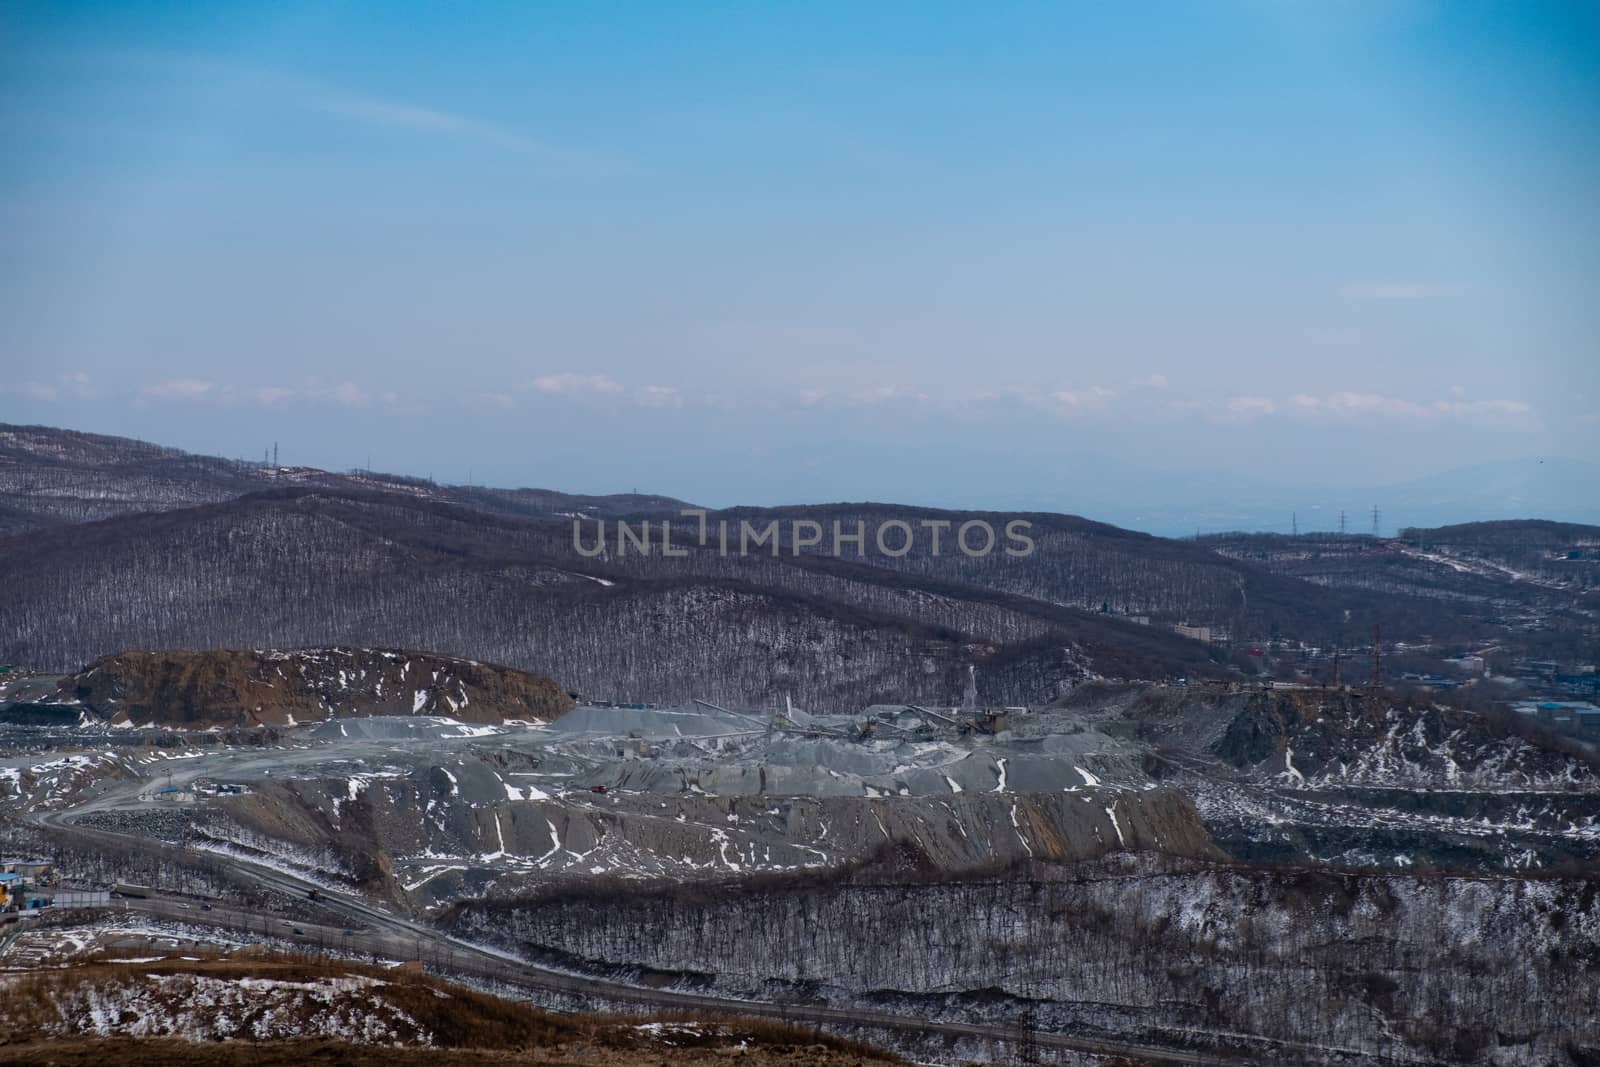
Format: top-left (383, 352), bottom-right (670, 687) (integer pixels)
top-left (1514, 700), bottom-right (1600, 737)
top-left (0, 858), bottom-right (52, 880)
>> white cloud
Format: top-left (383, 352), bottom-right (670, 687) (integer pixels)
top-left (1287, 391), bottom-right (1534, 422)
top-left (255, 386), bottom-right (298, 405)
top-left (1133, 374), bottom-right (1169, 389)
top-left (326, 382), bottom-right (368, 407)
top-left (474, 392), bottom-right (515, 411)
top-left (1171, 390), bottom-right (1531, 426)
top-left (139, 379), bottom-right (215, 400)
top-left (967, 384), bottom-right (1116, 415)
top-left (1292, 391), bottom-right (1436, 417)
top-left (1434, 398), bottom-right (1531, 417)
top-left (634, 384), bottom-right (683, 408)
top-left (107, 50), bottom-right (599, 168)
top-left (1226, 395), bottom-right (1277, 417)
top-left (1047, 385), bottom-right (1115, 410)
top-left (317, 94), bottom-right (554, 160)
top-left (849, 384), bottom-right (928, 405)
top-left (526, 373), bottom-right (624, 396)
top-left (797, 388), bottom-right (829, 407)
top-left (137, 379), bottom-right (376, 408)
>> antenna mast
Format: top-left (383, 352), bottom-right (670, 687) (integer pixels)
top-left (1370, 623), bottom-right (1383, 688)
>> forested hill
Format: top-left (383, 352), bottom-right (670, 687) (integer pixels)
top-left (0, 423), bottom-right (1526, 703)
top-left (0, 476), bottom-right (1498, 707)
top-left (0, 423), bottom-right (689, 534)
top-left (663, 501), bottom-right (1474, 647)
top-left (1201, 522), bottom-right (1599, 662)
top-left (0, 487), bottom-right (1238, 706)
top-left (1399, 519), bottom-right (1600, 566)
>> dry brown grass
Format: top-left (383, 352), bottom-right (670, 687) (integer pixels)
top-left (0, 953), bottom-right (576, 1049)
top-left (627, 1010), bottom-right (904, 1062)
top-left (0, 1035), bottom-right (903, 1067)
top-left (0, 953), bottom-right (905, 1067)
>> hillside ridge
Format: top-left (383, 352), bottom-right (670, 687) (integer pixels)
top-left (61, 647), bottom-right (575, 727)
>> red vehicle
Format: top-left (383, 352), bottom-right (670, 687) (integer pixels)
top-left (589, 785), bottom-right (608, 795)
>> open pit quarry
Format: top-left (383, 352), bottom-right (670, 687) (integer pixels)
top-left (3, 650), bottom-right (1599, 1065)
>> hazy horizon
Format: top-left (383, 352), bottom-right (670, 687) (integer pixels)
top-left (9, 415), bottom-right (1599, 539)
top-left (4, 3), bottom-right (1596, 533)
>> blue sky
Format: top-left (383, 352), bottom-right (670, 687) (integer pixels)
top-left (2, 2), bottom-right (1596, 531)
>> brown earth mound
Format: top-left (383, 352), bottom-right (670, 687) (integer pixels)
top-left (62, 647), bottom-right (574, 728)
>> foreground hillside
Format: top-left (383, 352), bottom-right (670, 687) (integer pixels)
top-left (61, 648), bottom-right (574, 727)
top-left (0, 955), bottom-right (899, 1067)
top-left (448, 852), bottom-right (1600, 1066)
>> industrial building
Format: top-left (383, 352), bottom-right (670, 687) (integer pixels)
top-left (1514, 700), bottom-right (1600, 737)
top-left (0, 858), bottom-right (53, 880)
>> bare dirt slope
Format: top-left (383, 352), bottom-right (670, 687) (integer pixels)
top-left (0, 955), bottom-right (902, 1067)
top-left (62, 648), bottom-right (574, 727)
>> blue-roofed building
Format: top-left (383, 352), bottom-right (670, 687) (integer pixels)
top-left (1516, 700), bottom-right (1600, 736)
top-left (0, 858), bottom-right (52, 880)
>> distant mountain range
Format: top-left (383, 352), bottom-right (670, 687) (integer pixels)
top-left (0, 423), bottom-right (688, 536)
top-left (8, 421), bottom-right (1593, 538)
top-left (1, 423), bottom-right (1592, 705)
top-left (999, 456), bottom-right (1600, 538)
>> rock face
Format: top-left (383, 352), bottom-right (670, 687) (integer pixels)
top-left (190, 774), bottom-right (1223, 902)
top-left (1206, 687), bottom-right (1598, 786)
top-left (62, 648), bottom-right (574, 727)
